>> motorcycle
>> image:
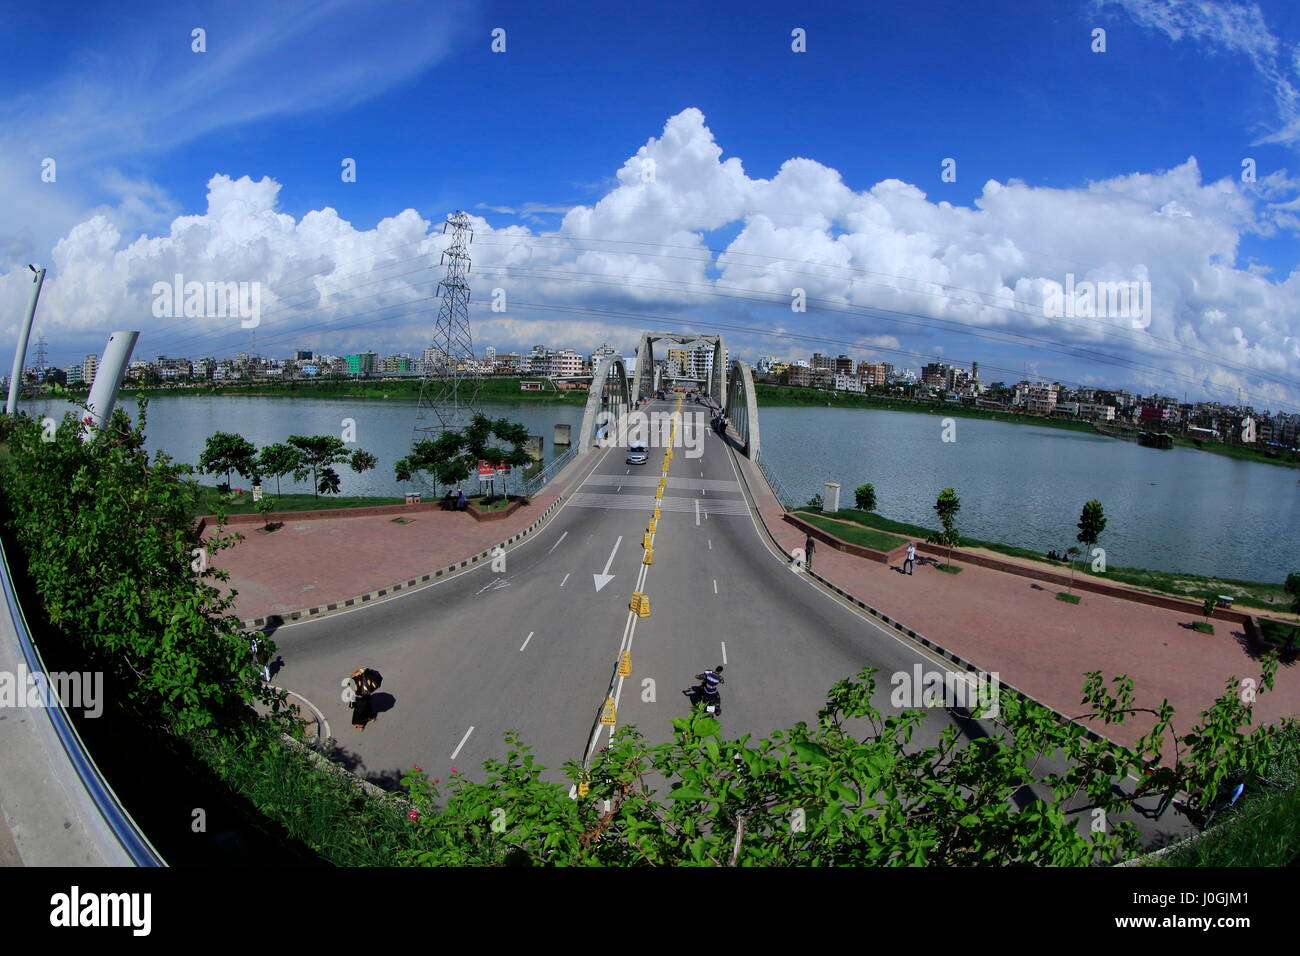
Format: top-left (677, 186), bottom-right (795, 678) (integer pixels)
top-left (684, 671), bottom-right (724, 716)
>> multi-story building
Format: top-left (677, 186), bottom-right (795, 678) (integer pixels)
top-left (66, 365), bottom-right (84, 386)
top-left (789, 365), bottom-right (812, 387)
top-left (589, 344), bottom-right (617, 370)
top-left (484, 346), bottom-right (496, 367)
top-left (346, 352), bottom-right (377, 376)
top-left (549, 349), bottom-right (583, 377)
top-left (921, 363), bottom-right (954, 389)
top-left (833, 374), bottom-right (865, 393)
top-left (1079, 402), bottom-right (1115, 421)
top-left (1026, 384), bottom-right (1058, 415)
top-left (82, 353), bottom-right (98, 385)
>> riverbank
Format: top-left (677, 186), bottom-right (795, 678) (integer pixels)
top-left (37, 377), bottom-right (590, 405)
top-left (755, 384), bottom-right (1300, 469)
top-left (793, 507), bottom-right (1300, 619)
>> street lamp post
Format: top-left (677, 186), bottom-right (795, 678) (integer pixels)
top-left (6, 265), bottom-right (47, 416)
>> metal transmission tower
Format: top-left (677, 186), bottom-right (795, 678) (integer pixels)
top-left (413, 211), bottom-right (481, 439)
top-left (32, 337), bottom-right (48, 383)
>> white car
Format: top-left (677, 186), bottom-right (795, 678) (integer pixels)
top-left (626, 442), bottom-right (648, 465)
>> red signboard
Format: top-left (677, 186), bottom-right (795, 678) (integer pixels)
top-left (478, 460), bottom-right (510, 477)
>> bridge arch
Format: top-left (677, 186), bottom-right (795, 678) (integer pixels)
top-left (724, 359), bottom-right (761, 460)
top-left (632, 331), bottom-right (727, 407)
top-left (578, 354), bottom-right (631, 452)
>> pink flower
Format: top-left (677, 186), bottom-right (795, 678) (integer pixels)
top-left (412, 764), bottom-right (423, 772)
top-left (407, 809), bottom-right (420, 822)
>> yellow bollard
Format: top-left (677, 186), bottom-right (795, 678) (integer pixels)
top-left (653, 506), bottom-right (661, 521)
top-left (619, 650), bottom-right (632, 676)
top-left (648, 518), bottom-right (657, 533)
top-left (643, 547), bottom-right (654, 565)
top-left (600, 698), bottom-right (616, 726)
top-left (655, 488), bottom-right (663, 501)
top-left (642, 533), bottom-right (653, 550)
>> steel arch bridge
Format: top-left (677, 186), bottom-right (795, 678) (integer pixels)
top-left (575, 333), bottom-right (760, 461)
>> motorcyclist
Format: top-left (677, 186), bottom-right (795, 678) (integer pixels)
top-left (690, 665), bottom-right (725, 713)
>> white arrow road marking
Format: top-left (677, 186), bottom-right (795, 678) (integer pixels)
top-left (477, 577), bottom-right (511, 594)
top-left (594, 535), bottom-right (623, 591)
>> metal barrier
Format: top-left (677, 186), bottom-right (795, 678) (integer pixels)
top-left (0, 530), bottom-right (165, 866)
top-left (756, 454), bottom-right (797, 511)
top-left (523, 444), bottom-right (578, 497)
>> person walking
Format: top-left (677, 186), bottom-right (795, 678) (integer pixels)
top-left (804, 534), bottom-right (815, 571)
top-left (904, 542), bottom-right (916, 575)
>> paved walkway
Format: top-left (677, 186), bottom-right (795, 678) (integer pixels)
top-left (204, 453), bottom-right (597, 623)
top-left (733, 451), bottom-right (1300, 751)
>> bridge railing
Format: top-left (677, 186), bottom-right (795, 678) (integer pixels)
top-left (755, 454), bottom-right (797, 512)
top-left (522, 444), bottom-right (578, 497)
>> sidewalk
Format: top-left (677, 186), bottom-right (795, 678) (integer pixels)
top-left (734, 453), bottom-right (1300, 751)
top-left (204, 449), bottom-right (601, 624)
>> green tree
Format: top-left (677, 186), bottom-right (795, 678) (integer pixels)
top-left (854, 482), bottom-right (877, 512)
top-left (287, 435), bottom-right (378, 499)
top-left (1201, 594), bottom-right (1217, 624)
top-left (0, 404), bottom-right (286, 735)
top-left (1285, 572), bottom-right (1300, 616)
top-left (257, 443), bottom-right (300, 497)
top-left (394, 414), bottom-right (530, 496)
top-left (1065, 546), bottom-right (1081, 595)
top-left (393, 657), bottom-right (1294, 866)
top-left (255, 494), bottom-right (277, 532)
top-left (1076, 500), bottom-right (1106, 584)
top-left (199, 431), bottom-right (258, 491)
top-left (929, 487), bottom-right (961, 568)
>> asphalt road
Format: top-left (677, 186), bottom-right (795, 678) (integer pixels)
top-left (264, 396), bottom-right (1190, 849)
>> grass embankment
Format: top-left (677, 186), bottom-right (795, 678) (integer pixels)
top-left (193, 485), bottom-right (402, 518)
top-left (795, 511), bottom-right (909, 552)
top-left (755, 384), bottom-right (1300, 469)
top-left (793, 507), bottom-right (1299, 618)
top-left (121, 376), bottom-right (589, 404)
top-left (755, 384), bottom-right (1099, 435)
top-left (1156, 727), bottom-right (1300, 866)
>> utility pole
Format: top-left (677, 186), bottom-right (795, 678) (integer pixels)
top-left (6, 265), bottom-right (46, 416)
top-left (412, 211), bottom-right (481, 439)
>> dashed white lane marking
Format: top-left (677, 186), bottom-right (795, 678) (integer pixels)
top-left (721, 641), bottom-right (727, 664)
top-left (450, 726), bottom-right (474, 760)
top-left (520, 631), bottom-right (534, 651)
top-left (546, 531), bottom-right (568, 555)
top-left (616, 486), bottom-right (622, 492)
top-left (708, 539), bottom-right (712, 549)
top-left (560, 573), bottom-right (570, 587)
top-left (713, 579), bottom-right (718, 594)
top-left (695, 499), bottom-right (700, 526)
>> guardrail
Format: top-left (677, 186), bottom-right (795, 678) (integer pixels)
top-left (523, 444), bottom-right (578, 496)
top-left (755, 454), bottom-right (796, 511)
top-left (0, 529), bottom-right (164, 866)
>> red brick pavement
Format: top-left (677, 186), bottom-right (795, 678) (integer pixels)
top-left (733, 453), bottom-right (1299, 750)
top-left (203, 450), bottom-right (600, 622)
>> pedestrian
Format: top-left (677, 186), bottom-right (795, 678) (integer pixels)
top-left (904, 542), bottom-right (916, 575)
top-left (804, 534), bottom-right (815, 571)
top-left (456, 489), bottom-right (468, 511)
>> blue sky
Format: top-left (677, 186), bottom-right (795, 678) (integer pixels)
top-left (2, 0), bottom-right (1299, 410)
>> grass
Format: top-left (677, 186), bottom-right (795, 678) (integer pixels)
top-left (193, 485), bottom-right (403, 518)
top-left (469, 495), bottom-right (517, 513)
top-left (937, 564), bottom-right (962, 575)
top-left (798, 507), bottom-right (1299, 619)
top-left (794, 511), bottom-right (909, 552)
top-left (125, 376), bottom-right (589, 405)
top-left (1258, 617), bottom-right (1300, 650)
top-left (1192, 621), bottom-right (1214, 634)
top-left (1155, 727), bottom-right (1300, 866)
top-left (1056, 592), bottom-right (1081, 604)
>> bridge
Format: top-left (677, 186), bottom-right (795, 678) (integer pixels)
top-left (578, 331), bottom-right (760, 459)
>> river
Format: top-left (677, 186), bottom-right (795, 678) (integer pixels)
top-left (21, 395), bottom-right (1300, 582)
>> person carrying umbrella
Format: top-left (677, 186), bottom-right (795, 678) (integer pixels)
top-left (345, 667), bottom-right (383, 731)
